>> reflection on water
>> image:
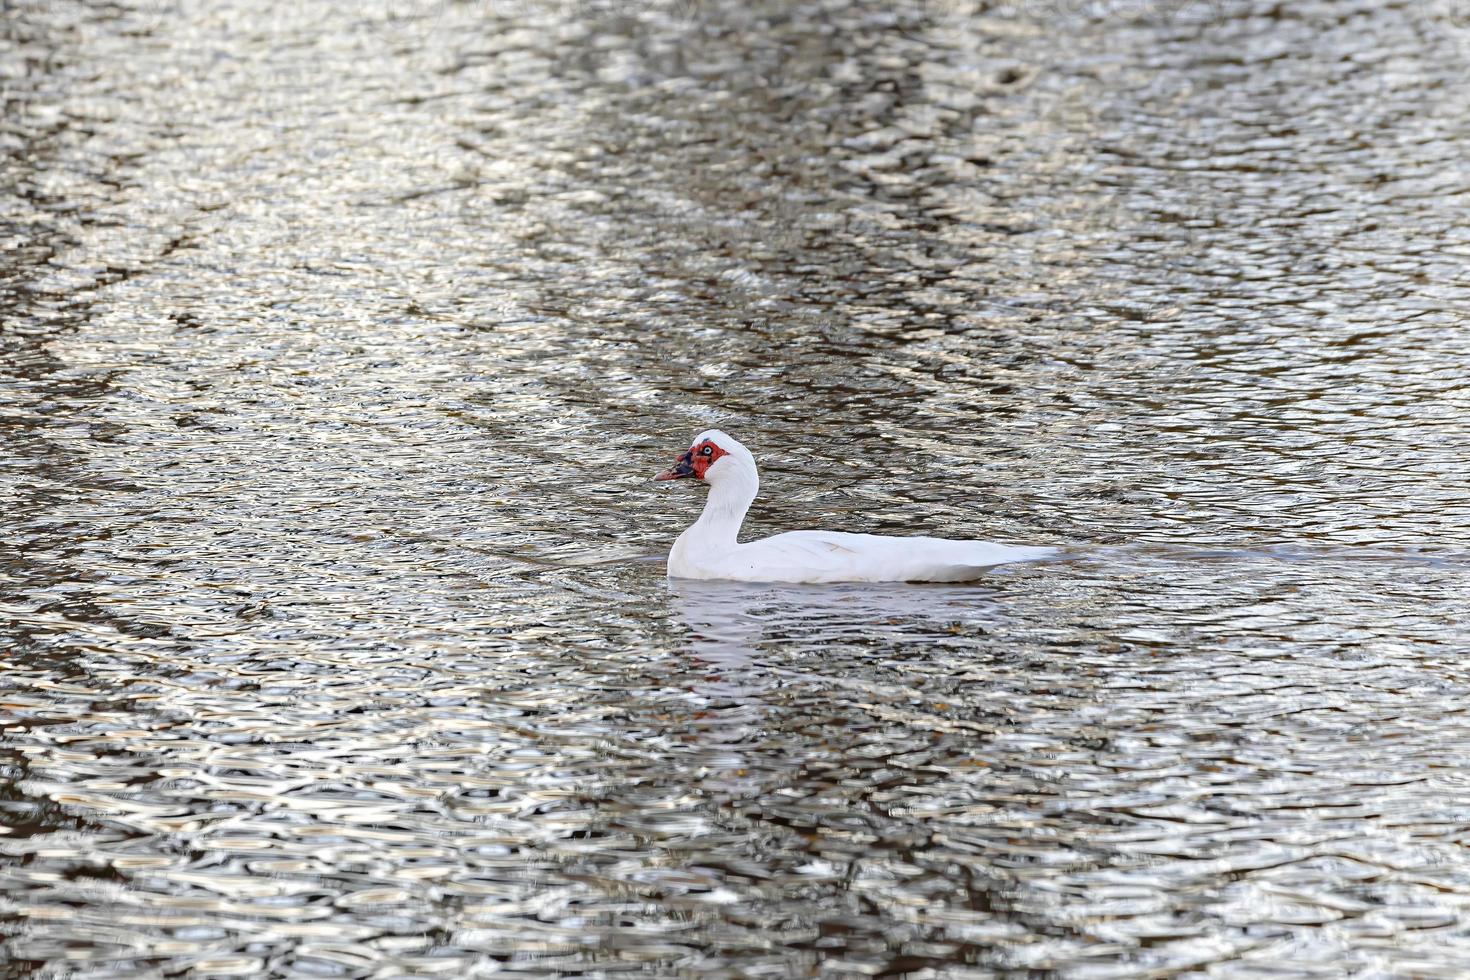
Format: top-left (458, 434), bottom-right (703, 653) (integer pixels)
top-left (4, 0), bottom-right (1470, 974)
top-left (670, 576), bottom-right (1016, 672)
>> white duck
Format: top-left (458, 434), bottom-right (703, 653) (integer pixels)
top-left (654, 430), bottom-right (1056, 583)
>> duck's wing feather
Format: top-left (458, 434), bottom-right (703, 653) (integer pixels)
top-left (705, 531), bottom-right (1055, 584)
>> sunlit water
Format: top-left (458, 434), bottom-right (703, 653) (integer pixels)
top-left (4, 0), bottom-right (1470, 974)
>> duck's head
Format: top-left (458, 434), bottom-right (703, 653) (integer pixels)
top-left (654, 429), bottom-right (755, 486)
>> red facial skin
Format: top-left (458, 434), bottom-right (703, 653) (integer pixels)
top-left (687, 439), bottom-right (727, 479)
top-left (655, 438), bottom-right (728, 481)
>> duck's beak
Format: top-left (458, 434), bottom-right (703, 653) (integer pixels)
top-left (654, 449), bottom-right (695, 481)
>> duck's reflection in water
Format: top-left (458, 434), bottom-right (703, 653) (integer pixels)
top-left (662, 576), bottom-right (1020, 805)
top-left (667, 576), bottom-right (1015, 683)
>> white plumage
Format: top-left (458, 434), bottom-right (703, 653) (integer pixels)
top-left (655, 430), bottom-right (1055, 584)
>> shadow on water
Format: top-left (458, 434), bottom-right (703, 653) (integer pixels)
top-left (0, 3), bottom-right (187, 865)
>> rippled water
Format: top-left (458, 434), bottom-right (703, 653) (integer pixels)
top-left (4, 0), bottom-right (1470, 974)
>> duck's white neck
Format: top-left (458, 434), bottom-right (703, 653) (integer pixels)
top-left (689, 466), bottom-right (759, 548)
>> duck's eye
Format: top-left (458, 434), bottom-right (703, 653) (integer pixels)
top-left (700, 446), bottom-right (713, 456)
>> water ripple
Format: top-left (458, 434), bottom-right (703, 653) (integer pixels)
top-left (4, 0), bottom-right (1470, 975)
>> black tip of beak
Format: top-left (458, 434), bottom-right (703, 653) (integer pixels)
top-left (654, 450), bottom-right (696, 482)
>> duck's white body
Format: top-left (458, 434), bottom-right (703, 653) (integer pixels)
top-left (657, 430), bottom-right (1055, 584)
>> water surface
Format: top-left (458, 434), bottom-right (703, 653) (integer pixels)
top-left (4, 0), bottom-right (1470, 975)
